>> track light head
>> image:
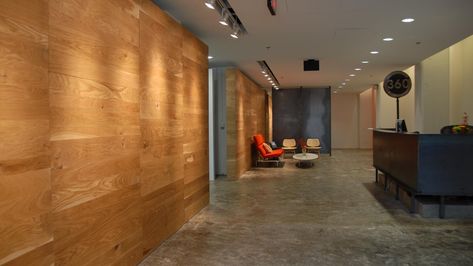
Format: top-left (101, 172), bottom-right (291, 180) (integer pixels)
top-left (204, 0), bottom-right (216, 9)
top-left (230, 29), bottom-right (239, 39)
top-left (219, 10), bottom-right (229, 26)
top-left (230, 22), bottom-right (240, 39)
top-left (205, 0), bottom-right (246, 39)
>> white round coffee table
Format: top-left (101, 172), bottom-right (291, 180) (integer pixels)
top-left (293, 153), bottom-right (318, 168)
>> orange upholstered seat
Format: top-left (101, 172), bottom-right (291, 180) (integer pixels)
top-left (253, 134), bottom-right (284, 164)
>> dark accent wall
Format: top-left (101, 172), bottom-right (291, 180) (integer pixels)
top-left (273, 88), bottom-right (331, 153)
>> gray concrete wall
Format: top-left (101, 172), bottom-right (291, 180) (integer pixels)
top-left (272, 88), bottom-right (331, 154)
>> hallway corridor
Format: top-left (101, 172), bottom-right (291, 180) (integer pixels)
top-left (140, 150), bottom-right (473, 265)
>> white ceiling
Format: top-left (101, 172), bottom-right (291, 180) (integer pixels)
top-left (153, 0), bottom-right (473, 93)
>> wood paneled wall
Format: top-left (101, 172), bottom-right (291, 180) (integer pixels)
top-left (0, 0), bottom-right (52, 265)
top-left (0, 0), bottom-right (208, 264)
top-left (267, 95), bottom-right (273, 141)
top-left (139, 1), bottom-right (209, 255)
top-left (181, 29), bottom-right (210, 220)
top-left (49, 0), bottom-right (143, 264)
top-left (226, 69), bottom-right (266, 178)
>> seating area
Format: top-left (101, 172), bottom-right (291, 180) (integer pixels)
top-left (281, 137), bottom-right (322, 155)
top-left (254, 135), bottom-right (322, 166)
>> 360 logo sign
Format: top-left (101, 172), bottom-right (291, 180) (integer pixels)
top-left (383, 71), bottom-right (412, 98)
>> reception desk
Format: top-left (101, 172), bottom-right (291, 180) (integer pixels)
top-left (373, 129), bottom-right (473, 217)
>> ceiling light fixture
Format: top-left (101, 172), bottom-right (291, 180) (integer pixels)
top-left (208, 56), bottom-right (213, 59)
top-left (204, 0), bottom-right (247, 39)
top-left (362, 60), bottom-right (369, 64)
top-left (342, 83), bottom-right (346, 86)
top-left (370, 51), bottom-right (379, 54)
top-left (258, 60), bottom-right (280, 90)
top-left (383, 37), bottom-right (394, 42)
top-left (204, 0), bottom-right (216, 9)
top-left (354, 68), bottom-right (362, 71)
top-left (349, 74), bottom-right (356, 77)
top-left (219, 9), bottom-right (229, 26)
top-left (402, 18), bottom-right (415, 23)
top-left (230, 27), bottom-right (240, 39)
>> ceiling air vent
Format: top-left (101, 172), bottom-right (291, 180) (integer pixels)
top-left (304, 59), bottom-right (319, 71)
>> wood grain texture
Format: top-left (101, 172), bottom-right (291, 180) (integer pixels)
top-left (1, 242), bottom-right (53, 266)
top-left (52, 184), bottom-right (142, 266)
top-left (0, 0), bottom-right (52, 264)
top-left (267, 95), bottom-right (273, 141)
top-left (142, 180), bottom-right (185, 255)
top-left (226, 69), bottom-right (267, 178)
top-left (49, 0), bottom-right (142, 265)
top-left (1, 0), bottom-right (208, 264)
top-left (182, 29), bottom-right (209, 219)
top-left (139, 1), bottom-right (208, 254)
top-left (139, 6), bottom-right (186, 254)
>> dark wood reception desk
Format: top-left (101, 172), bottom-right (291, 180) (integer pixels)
top-left (373, 129), bottom-right (473, 217)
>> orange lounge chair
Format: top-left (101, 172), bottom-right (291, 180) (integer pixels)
top-left (253, 134), bottom-right (284, 166)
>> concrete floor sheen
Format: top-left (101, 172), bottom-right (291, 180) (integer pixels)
top-left (140, 150), bottom-right (473, 266)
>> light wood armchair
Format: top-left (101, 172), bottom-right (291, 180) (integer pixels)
top-left (282, 138), bottom-right (297, 156)
top-left (306, 138), bottom-right (321, 156)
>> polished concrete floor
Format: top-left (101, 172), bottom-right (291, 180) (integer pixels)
top-left (140, 150), bottom-right (473, 266)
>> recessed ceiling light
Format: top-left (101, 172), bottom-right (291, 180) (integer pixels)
top-left (338, 86), bottom-right (343, 89)
top-left (402, 18), bottom-right (415, 23)
top-left (354, 68), bottom-right (362, 71)
top-left (261, 70), bottom-right (266, 74)
top-left (361, 61), bottom-right (369, 64)
top-left (383, 37), bottom-right (394, 42)
top-left (334, 91), bottom-right (338, 94)
top-left (264, 74), bottom-right (268, 77)
top-left (267, 77), bottom-right (271, 80)
top-left (208, 56), bottom-right (213, 59)
top-left (342, 82), bottom-right (346, 85)
top-left (370, 51), bottom-right (379, 55)
top-left (349, 74), bottom-right (356, 77)
top-left (205, 0), bottom-right (216, 9)
top-left (230, 33), bottom-right (239, 39)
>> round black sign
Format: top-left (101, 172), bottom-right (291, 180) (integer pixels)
top-left (383, 71), bottom-right (412, 98)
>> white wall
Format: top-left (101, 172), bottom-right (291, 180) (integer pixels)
top-left (415, 48), bottom-right (450, 133)
top-left (449, 34), bottom-right (473, 125)
top-left (376, 80), bottom-right (396, 129)
top-left (413, 34), bottom-right (473, 133)
top-left (359, 88), bottom-right (374, 149)
top-left (373, 34), bottom-right (473, 134)
top-left (208, 69), bottom-right (215, 180)
top-left (400, 66), bottom-right (416, 131)
top-left (331, 93), bottom-right (359, 149)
